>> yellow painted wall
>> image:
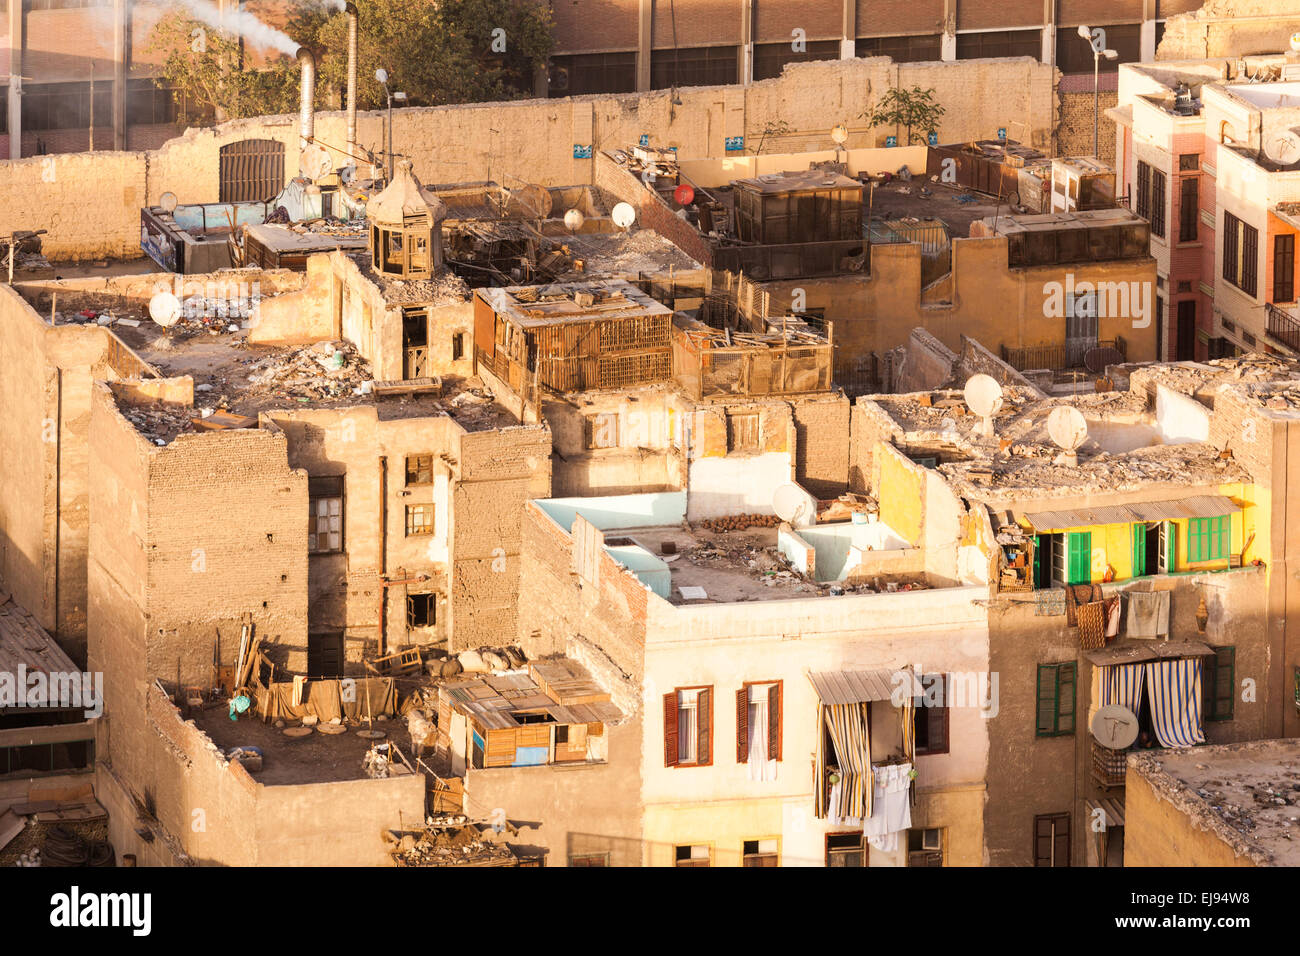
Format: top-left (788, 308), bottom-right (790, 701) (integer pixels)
top-left (875, 443), bottom-right (924, 546)
top-left (1124, 771), bottom-right (1257, 867)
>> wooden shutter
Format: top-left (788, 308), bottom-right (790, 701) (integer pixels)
top-left (736, 687), bottom-right (749, 763)
top-left (926, 675), bottom-right (948, 754)
top-left (1057, 663), bottom-right (1076, 733)
top-left (663, 692), bottom-right (679, 767)
top-left (768, 682), bottom-right (782, 761)
top-left (1053, 814), bottom-right (1071, 867)
top-left (697, 687), bottom-right (713, 767)
top-left (1035, 665), bottom-right (1056, 735)
top-left (1130, 524), bottom-right (1146, 577)
top-left (1206, 647), bottom-right (1235, 721)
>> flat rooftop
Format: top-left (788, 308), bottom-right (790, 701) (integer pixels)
top-left (478, 278), bottom-right (673, 327)
top-left (732, 169), bottom-right (863, 194)
top-left (1134, 355), bottom-right (1300, 409)
top-left (981, 207), bottom-right (1148, 237)
top-left (1224, 80), bottom-right (1300, 110)
top-left (866, 178), bottom-right (1002, 236)
top-left (346, 252), bottom-right (472, 306)
top-left (551, 229), bottom-right (701, 279)
top-left (1130, 740), bottom-right (1300, 867)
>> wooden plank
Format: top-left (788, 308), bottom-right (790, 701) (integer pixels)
top-left (0, 809), bottom-right (25, 852)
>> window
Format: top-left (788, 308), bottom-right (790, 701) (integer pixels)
top-left (569, 852), bottom-right (610, 867)
top-left (1033, 813), bottom-right (1071, 867)
top-left (1036, 663), bottom-right (1076, 737)
top-left (907, 828), bottom-right (943, 867)
top-left (405, 454), bottom-right (434, 486)
top-left (1188, 515), bottom-right (1230, 562)
top-left (407, 593), bottom-right (436, 628)
top-left (736, 681), bottom-right (782, 764)
top-left (726, 411), bottom-right (760, 453)
top-left (127, 79), bottom-right (181, 126)
top-left (1179, 177), bottom-right (1198, 242)
top-left (1055, 23), bottom-right (1141, 74)
top-left (855, 35), bottom-right (943, 64)
top-left (956, 29), bottom-right (1041, 61)
top-left (584, 412), bottom-right (620, 449)
top-left (1223, 211), bottom-right (1259, 297)
top-left (308, 476), bottom-right (343, 554)
top-left (825, 832), bottom-right (865, 867)
top-left (1274, 234), bottom-right (1295, 303)
top-left (1203, 646), bottom-right (1235, 721)
top-left (913, 674), bottom-right (949, 756)
top-left (1179, 154), bottom-right (1199, 172)
top-left (752, 39), bottom-right (839, 81)
top-left (405, 503), bottom-right (435, 536)
top-left (674, 844), bottom-right (711, 867)
top-left (664, 687), bottom-right (712, 767)
top-left (21, 82), bottom-right (111, 132)
top-left (548, 52), bottom-right (637, 97)
top-left (307, 630), bottom-right (345, 679)
top-left (1065, 531), bottom-right (1092, 585)
top-left (650, 46), bottom-right (738, 90)
top-left (1150, 168), bottom-right (1166, 239)
top-left (742, 838), bottom-right (779, 867)
top-left (451, 332), bottom-right (465, 361)
top-left (1136, 161), bottom-right (1151, 221)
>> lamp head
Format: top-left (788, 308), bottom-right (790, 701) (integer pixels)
top-left (1103, 49), bottom-right (1119, 59)
top-left (1077, 25), bottom-right (1091, 40)
top-left (375, 68), bottom-right (388, 85)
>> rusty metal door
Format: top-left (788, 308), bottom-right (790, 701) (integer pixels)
top-left (219, 139), bottom-right (286, 203)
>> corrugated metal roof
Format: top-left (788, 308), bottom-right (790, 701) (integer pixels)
top-left (1083, 640), bottom-right (1216, 666)
top-left (1023, 495), bottom-right (1238, 531)
top-left (1086, 796), bottom-right (1126, 828)
top-left (0, 600), bottom-right (78, 680)
top-left (807, 668), bottom-right (903, 705)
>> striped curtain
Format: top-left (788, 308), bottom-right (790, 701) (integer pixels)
top-left (1144, 658), bottom-right (1206, 748)
top-left (819, 702), bottom-right (873, 822)
top-left (1100, 663), bottom-right (1146, 712)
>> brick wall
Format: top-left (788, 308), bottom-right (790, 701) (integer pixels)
top-left (790, 392), bottom-right (850, 499)
top-left (1058, 88), bottom-right (1118, 165)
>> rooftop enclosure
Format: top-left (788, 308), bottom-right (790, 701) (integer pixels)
top-left (673, 316), bottom-right (833, 400)
top-left (925, 139), bottom-right (1050, 203)
top-left (731, 170), bottom-right (864, 245)
top-left (971, 209), bottom-right (1151, 268)
top-left (367, 160), bottom-right (446, 279)
top-left (778, 518), bottom-right (913, 583)
top-left (475, 280), bottom-right (674, 394)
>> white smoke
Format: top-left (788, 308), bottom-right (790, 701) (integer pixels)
top-left (169, 0), bottom-right (302, 56)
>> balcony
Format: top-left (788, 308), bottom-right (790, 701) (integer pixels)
top-left (1001, 335), bottom-right (1126, 373)
top-left (1266, 303), bottom-right (1300, 354)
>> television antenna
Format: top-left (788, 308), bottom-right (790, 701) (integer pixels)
top-left (963, 374), bottom-right (1004, 438)
top-left (1046, 405), bottom-right (1089, 467)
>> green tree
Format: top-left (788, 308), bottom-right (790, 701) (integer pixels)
top-left (861, 86), bottom-right (946, 146)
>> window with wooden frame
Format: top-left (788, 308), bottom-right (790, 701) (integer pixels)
top-left (405, 503), bottom-right (435, 536)
top-left (664, 686), bottom-right (712, 767)
top-left (1036, 662), bottom-right (1076, 737)
top-left (825, 832), bottom-right (865, 867)
top-left (907, 828), bottom-right (943, 867)
top-left (1179, 177), bottom-right (1198, 243)
top-left (1150, 167), bottom-right (1167, 239)
top-left (1223, 211), bottom-right (1259, 297)
top-left (452, 332), bottom-right (465, 361)
top-left (406, 593), bottom-right (436, 628)
top-left (674, 844), bottom-right (711, 867)
top-left (1187, 515), bottom-right (1230, 562)
top-left (308, 476), bottom-right (343, 554)
top-left (1274, 234), bottom-right (1295, 303)
top-left (1135, 161), bottom-right (1151, 222)
top-left (584, 412), bottom-right (620, 449)
top-left (913, 673), bottom-right (950, 755)
top-left (726, 411), bottom-right (761, 453)
top-left (735, 681), bottom-right (782, 764)
top-left (742, 839), bottom-right (779, 867)
top-left (405, 454), bottom-right (434, 486)
top-left (1179, 153), bottom-right (1199, 172)
top-left (1203, 646), bottom-right (1235, 721)
top-left (1033, 812), bottom-right (1071, 867)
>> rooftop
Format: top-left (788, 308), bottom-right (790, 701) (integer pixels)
top-left (0, 599), bottom-right (80, 706)
top-left (1130, 740), bottom-right (1300, 867)
top-left (732, 169), bottom-right (864, 194)
top-left (478, 278), bottom-right (673, 327)
top-left (865, 178), bottom-right (1003, 237)
top-left (345, 251), bottom-right (471, 306)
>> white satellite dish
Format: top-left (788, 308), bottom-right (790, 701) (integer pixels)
top-left (611, 202), bottom-right (636, 229)
top-left (1264, 129), bottom-right (1300, 167)
top-left (1291, 31), bottom-right (1300, 53)
top-left (159, 191), bottom-right (178, 214)
top-left (964, 374), bottom-right (1004, 438)
top-left (1047, 405), bottom-right (1089, 466)
top-left (831, 123), bottom-right (849, 145)
top-left (772, 483), bottom-right (811, 526)
top-left (149, 291), bottom-right (181, 328)
top-left (1090, 704), bottom-right (1139, 750)
top-left (300, 144), bottom-right (332, 180)
top-left (563, 208), bottom-right (585, 232)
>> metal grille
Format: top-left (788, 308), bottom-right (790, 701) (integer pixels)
top-left (219, 139), bottom-right (286, 203)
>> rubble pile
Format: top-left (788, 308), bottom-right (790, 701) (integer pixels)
top-left (391, 825), bottom-right (515, 867)
top-left (244, 340), bottom-right (372, 402)
top-left (119, 402), bottom-right (200, 446)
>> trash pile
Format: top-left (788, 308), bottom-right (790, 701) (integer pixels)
top-left (120, 402), bottom-right (201, 446)
top-left (390, 824), bottom-right (516, 867)
top-left (244, 340), bottom-right (373, 402)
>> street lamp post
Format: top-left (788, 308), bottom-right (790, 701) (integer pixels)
top-left (374, 69), bottom-right (407, 182)
top-left (1077, 26), bottom-right (1118, 158)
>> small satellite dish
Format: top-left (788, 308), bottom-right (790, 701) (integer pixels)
top-left (673, 183), bottom-right (695, 206)
top-left (772, 483), bottom-right (811, 526)
top-left (149, 291), bottom-right (181, 328)
top-left (831, 123), bottom-right (849, 145)
top-left (563, 208), bottom-right (585, 231)
top-left (611, 202), bottom-right (636, 229)
top-left (963, 374), bottom-right (1004, 437)
top-left (159, 191), bottom-right (178, 214)
top-left (509, 184), bottom-right (553, 219)
top-left (1264, 129), bottom-right (1300, 167)
top-left (1291, 31), bottom-right (1300, 53)
top-left (1084, 345), bottom-right (1124, 374)
top-left (1090, 704), bottom-right (1139, 750)
top-left (1047, 405), bottom-right (1089, 466)
top-left (300, 144), bottom-right (331, 180)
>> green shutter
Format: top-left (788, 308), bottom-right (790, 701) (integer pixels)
top-left (1206, 647), bottom-right (1235, 721)
top-left (1066, 532), bottom-right (1091, 585)
top-left (1056, 663), bottom-right (1076, 733)
top-left (1131, 524), bottom-right (1146, 577)
top-left (1036, 663), bottom-right (1076, 737)
top-left (1036, 665), bottom-right (1056, 735)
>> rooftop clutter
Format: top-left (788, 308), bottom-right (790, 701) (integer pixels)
top-left (367, 160), bottom-right (447, 280)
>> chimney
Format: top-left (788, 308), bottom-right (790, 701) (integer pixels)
top-left (296, 47), bottom-right (315, 154)
top-left (345, 3), bottom-right (359, 158)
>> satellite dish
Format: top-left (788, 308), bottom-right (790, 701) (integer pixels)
top-left (300, 144), bottom-right (331, 180)
top-left (673, 183), bottom-right (695, 206)
top-left (1090, 704), bottom-right (1139, 750)
top-left (831, 123), bottom-right (849, 145)
top-left (1084, 345), bottom-right (1124, 374)
top-left (509, 184), bottom-right (553, 219)
top-left (1264, 129), bottom-right (1300, 167)
top-left (1291, 31), bottom-right (1300, 53)
top-left (563, 208), bottom-right (585, 231)
top-left (772, 483), bottom-right (811, 526)
top-left (611, 202), bottom-right (636, 229)
top-left (159, 191), bottom-right (178, 214)
top-left (1047, 405), bottom-right (1089, 466)
top-left (149, 291), bottom-right (181, 328)
top-left (964, 374), bottom-right (1004, 437)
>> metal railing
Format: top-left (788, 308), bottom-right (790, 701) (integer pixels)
top-left (1001, 337), bottom-right (1126, 372)
top-left (1267, 303), bottom-right (1300, 353)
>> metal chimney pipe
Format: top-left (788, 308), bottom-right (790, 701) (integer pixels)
top-left (296, 47), bottom-right (315, 154)
top-left (345, 2), bottom-right (358, 158)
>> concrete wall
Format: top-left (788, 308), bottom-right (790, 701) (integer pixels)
top-left (0, 56), bottom-right (1058, 262)
top-left (1123, 762), bottom-right (1255, 867)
